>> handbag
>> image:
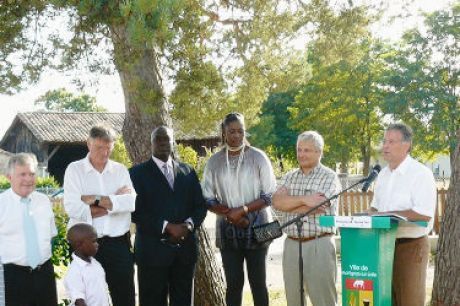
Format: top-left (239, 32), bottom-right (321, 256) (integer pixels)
top-left (252, 220), bottom-right (283, 243)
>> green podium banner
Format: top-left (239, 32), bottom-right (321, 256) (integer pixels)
top-left (320, 216), bottom-right (427, 306)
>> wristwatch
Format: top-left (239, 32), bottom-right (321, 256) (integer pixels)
top-left (94, 195), bottom-right (101, 206)
top-left (185, 222), bottom-right (194, 232)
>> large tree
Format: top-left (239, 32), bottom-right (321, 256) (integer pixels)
top-left (380, 3), bottom-right (459, 163)
top-left (0, 0), bottom-right (313, 303)
top-left (432, 129), bottom-right (460, 305)
top-left (288, 4), bottom-right (385, 174)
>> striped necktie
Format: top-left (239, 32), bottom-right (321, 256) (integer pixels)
top-left (162, 164), bottom-right (174, 189)
top-left (21, 197), bottom-right (42, 269)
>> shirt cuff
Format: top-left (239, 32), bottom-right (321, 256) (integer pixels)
top-left (260, 192), bottom-right (273, 206)
top-left (185, 217), bottom-right (194, 230)
top-left (205, 199), bottom-right (220, 207)
top-left (162, 220), bottom-right (168, 233)
top-left (108, 195), bottom-right (117, 213)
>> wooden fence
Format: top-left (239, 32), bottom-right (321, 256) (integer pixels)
top-left (339, 188), bottom-right (448, 234)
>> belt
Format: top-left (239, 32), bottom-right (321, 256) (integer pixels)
top-left (396, 235), bottom-right (427, 244)
top-left (4, 259), bottom-right (51, 273)
top-left (98, 232), bottom-right (130, 243)
top-left (287, 233), bottom-right (333, 242)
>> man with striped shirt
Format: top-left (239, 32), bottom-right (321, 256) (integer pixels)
top-left (273, 131), bottom-right (340, 306)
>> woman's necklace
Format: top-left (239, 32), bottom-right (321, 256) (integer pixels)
top-left (226, 144), bottom-right (245, 180)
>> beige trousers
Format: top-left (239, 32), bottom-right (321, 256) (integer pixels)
top-left (282, 236), bottom-right (338, 306)
top-left (392, 236), bottom-right (429, 306)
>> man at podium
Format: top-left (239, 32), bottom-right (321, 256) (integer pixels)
top-left (368, 123), bottom-right (436, 306)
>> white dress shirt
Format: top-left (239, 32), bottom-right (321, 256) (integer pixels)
top-left (63, 155), bottom-right (136, 237)
top-left (0, 189), bottom-right (57, 266)
top-left (64, 253), bottom-right (110, 306)
top-left (371, 155), bottom-right (437, 238)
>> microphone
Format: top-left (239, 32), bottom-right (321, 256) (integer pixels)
top-left (361, 165), bottom-right (381, 192)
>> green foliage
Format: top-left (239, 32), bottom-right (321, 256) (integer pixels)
top-left (0, 175), bottom-right (60, 189)
top-left (36, 176), bottom-right (60, 188)
top-left (176, 143), bottom-right (213, 180)
top-left (0, 175), bottom-right (9, 189)
top-left (111, 137), bottom-right (133, 168)
top-left (380, 3), bottom-right (460, 159)
top-left (51, 203), bottom-right (70, 273)
top-left (34, 88), bottom-right (107, 112)
top-left (176, 144), bottom-right (198, 169)
top-left (249, 92), bottom-right (299, 163)
top-left (289, 6), bottom-right (385, 173)
top-left (263, 145), bottom-right (296, 178)
top-left (170, 61), bottom-right (230, 138)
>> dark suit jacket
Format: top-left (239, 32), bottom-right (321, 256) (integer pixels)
top-left (130, 158), bottom-right (207, 267)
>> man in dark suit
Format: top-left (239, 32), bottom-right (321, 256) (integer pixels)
top-left (130, 126), bottom-right (207, 306)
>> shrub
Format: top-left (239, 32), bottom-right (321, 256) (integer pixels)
top-left (111, 136), bottom-right (132, 168)
top-left (0, 175), bottom-right (60, 189)
top-left (51, 202), bottom-right (70, 272)
top-left (0, 175), bottom-right (9, 189)
top-left (176, 144), bottom-right (212, 180)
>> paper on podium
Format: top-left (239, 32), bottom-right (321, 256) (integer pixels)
top-left (373, 213), bottom-right (408, 221)
top-left (334, 216), bottom-right (372, 228)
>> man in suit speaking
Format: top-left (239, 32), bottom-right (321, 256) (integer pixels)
top-left (130, 126), bottom-right (207, 306)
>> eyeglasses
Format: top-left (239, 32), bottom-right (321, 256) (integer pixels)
top-left (382, 139), bottom-right (405, 145)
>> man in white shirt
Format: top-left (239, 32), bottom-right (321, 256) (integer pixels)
top-left (64, 125), bottom-right (136, 306)
top-left (369, 123), bottom-right (437, 306)
top-left (0, 153), bottom-right (58, 306)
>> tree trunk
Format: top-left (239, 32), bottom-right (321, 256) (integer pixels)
top-left (431, 129), bottom-right (460, 306)
top-left (110, 24), bottom-right (171, 165)
top-left (194, 228), bottom-right (226, 306)
top-left (109, 24), bottom-right (226, 306)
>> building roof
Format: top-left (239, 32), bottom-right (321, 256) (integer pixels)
top-left (0, 112), bottom-right (218, 145)
top-left (12, 112), bottom-right (124, 143)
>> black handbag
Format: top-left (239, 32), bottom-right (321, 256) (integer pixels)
top-left (252, 220), bottom-right (283, 243)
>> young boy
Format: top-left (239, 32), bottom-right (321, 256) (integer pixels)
top-left (64, 223), bottom-right (110, 306)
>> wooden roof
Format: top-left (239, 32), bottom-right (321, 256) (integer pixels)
top-left (0, 112), bottom-right (218, 145)
top-left (6, 112), bottom-right (124, 143)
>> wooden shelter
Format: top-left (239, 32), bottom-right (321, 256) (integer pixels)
top-left (0, 112), bottom-right (219, 184)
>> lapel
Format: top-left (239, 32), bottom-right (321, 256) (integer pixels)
top-left (148, 158), bottom-right (170, 190)
top-left (148, 158), bottom-right (181, 191)
top-left (172, 160), bottom-right (182, 189)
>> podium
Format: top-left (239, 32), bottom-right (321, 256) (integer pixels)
top-left (319, 216), bottom-right (427, 306)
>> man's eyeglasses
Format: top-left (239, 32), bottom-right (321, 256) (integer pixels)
top-left (382, 139), bottom-right (405, 145)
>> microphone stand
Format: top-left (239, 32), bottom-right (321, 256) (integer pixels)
top-left (283, 177), bottom-right (368, 306)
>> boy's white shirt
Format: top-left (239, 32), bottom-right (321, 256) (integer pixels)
top-left (64, 253), bottom-right (110, 306)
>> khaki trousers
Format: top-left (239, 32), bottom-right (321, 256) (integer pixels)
top-left (392, 235), bottom-right (429, 306)
top-left (282, 236), bottom-right (338, 306)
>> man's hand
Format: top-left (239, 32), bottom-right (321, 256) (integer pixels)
top-left (165, 223), bottom-right (189, 244)
top-left (75, 299), bottom-right (88, 306)
top-left (308, 192), bottom-right (328, 206)
top-left (90, 205), bottom-right (108, 218)
top-left (81, 195), bottom-right (96, 205)
top-left (116, 185), bottom-right (132, 195)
